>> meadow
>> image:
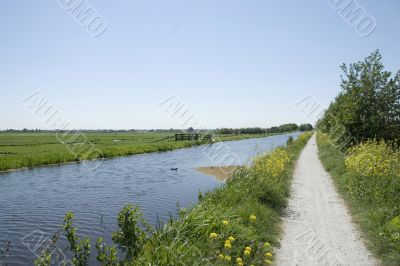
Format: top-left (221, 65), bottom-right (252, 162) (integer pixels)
top-left (0, 131), bottom-right (282, 172)
top-left (34, 132), bottom-right (313, 265)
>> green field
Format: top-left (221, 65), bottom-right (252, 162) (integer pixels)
top-left (0, 131), bottom-right (279, 172)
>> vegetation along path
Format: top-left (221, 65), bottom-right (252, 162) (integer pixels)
top-left (276, 134), bottom-right (378, 266)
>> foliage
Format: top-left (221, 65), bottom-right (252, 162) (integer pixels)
top-left (216, 127), bottom-right (266, 134)
top-left (111, 204), bottom-right (151, 260)
top-left (34, 132), bottom-right (312, 265)
top-left (95, 238), bottom-right (118, 265)
top-left (298, 123), bottom-right (313, 132)
top-left (216, 123), bottom-right (300, 135)
top-left (276, 123), bottom-right (299, 133)
top-left (318, 50), bottom-right (400, 147)
top-left (64, 212), bottom-right (91, 266)
top-left (317, 132), bottom-right (400, 264)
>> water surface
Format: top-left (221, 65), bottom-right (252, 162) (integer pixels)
top-left (0, 132), bottom-right (299, 265)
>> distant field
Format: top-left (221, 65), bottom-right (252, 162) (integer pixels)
top-left (0, 132), bottom-right (274, 171)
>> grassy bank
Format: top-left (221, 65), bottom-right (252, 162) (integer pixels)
top-left (0, 131), bottom-right (294, 172)
top-left (36, 132), bottom-right (312, 265)
top-left (317, 132), bottom-right (400, 265)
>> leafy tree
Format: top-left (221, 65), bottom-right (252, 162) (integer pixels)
top-left (278, 123), bottom-right (298, 132)
top-left (299, 123), bottom-right (313, 131)
top-left (319, 50), bottom-right (400, 146)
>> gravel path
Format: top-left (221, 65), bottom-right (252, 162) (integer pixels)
top-left (275, 134), bottom-right (378, 266)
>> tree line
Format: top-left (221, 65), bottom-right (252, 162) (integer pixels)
top-left (215, 123), bottom-right (313, 135)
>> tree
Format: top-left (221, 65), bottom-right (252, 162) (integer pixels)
top-left (318, 50), bottom-right (400, 146)
top-left (299, 124), bottom-right (313, 131)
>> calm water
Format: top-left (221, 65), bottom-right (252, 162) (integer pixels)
top-left (0, 132), bottom-right (299, 265)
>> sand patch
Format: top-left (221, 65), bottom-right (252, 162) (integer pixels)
top-left (197, 166), bottom-right (239, 181)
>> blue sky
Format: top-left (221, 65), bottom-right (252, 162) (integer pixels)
top-left (1, 1), bottom-right (399, 129)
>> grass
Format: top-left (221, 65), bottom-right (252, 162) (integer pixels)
top-left (317, 132), bottom-right (400, 265)
top-left (42, 132), bottom-right (312, 265)
top-left (0, 131), bottom-right (289, 172)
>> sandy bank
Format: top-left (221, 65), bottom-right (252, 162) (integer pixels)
top-left (197, 166), bottom-right (239, 181)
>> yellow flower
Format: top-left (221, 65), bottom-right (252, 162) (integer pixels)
top-left (228, 236), bottom-right (235, 242)
top-left (264, 259), bottom-right (272, 265)
top-left (265, 252), bottom-right (273, 258)
top-left (245, 246), bottom-right (252, 252)
top-left (249, 215), bottom-right (257, 222)
top-left (209, 232), bottom-right (218, 239)
top-left (264, 242), bottom-right (270, 248)
top-left (224, 242), bottom-right (232, 249)
top-left (238, 263), bottom-right (244, 266)
top-left (225, 255), bottom-right (231, 262)
top-left (223, 220), bottom-right (229, 226)
top-left (218, 254), bottom-right (224, 260)
top-left (236, 257), bottom-right (243, 263)
top-left (244, 250), bottom-right (251, 256)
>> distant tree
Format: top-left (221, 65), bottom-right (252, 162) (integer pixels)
top-left (266, 127), bottom-right (280, 134)
top-left (299, 123), bottom-right (313, 131)
top-left (278, 123), bottom-right (298, 132)
top-left (216, 128), bottom-right (233, 134)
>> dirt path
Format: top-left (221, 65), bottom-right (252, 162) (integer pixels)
top-left (275, 134), bottom-right (378, 266)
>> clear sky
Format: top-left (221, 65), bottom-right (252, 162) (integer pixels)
top-left (1, 1), bottom-right (399, 130)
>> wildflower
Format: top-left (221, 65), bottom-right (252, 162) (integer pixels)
top-left (264, 259), bottom-right (272, 265)
top-left (263, 242), bottom-right (270, 248)
top-left (225, 255), bottom-right (231, 262)
top-left (249, 215), bottom-right (257, 222)
top-left (238, 263), bottom-right (244, 266)
top-left (223, 220), bottom-right (229, 226)
top-left (218, 254), bottom-right (224, 260)
top-left (236, 257), bottom-right (243, 263)
top-left (244, 250), bottom-right (251, 256)
top-left (265, 252), bottom-right (273, 258)
top-left (245, 246), bottom-right (252, 252)
top-left (228, 236), bottom-right (235, 242)
top-left (209, 232), bottom-right (218, 239)
top-left (224, 242), bottom-right (232, 249)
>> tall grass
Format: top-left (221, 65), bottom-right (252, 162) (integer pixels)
top-left (317, 132), bottom-right (400, 265)
top-left (35, 132), bottom-right (312, 265)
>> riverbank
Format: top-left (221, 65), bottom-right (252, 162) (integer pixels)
top-left (0, 131), bottom-right (298, 172)
top-left (37, 132), bottom-right (312, 265)
top-left (317, 132), bottom-right (400, 265)
top-left (197, 166), bottom-right (239, 181)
